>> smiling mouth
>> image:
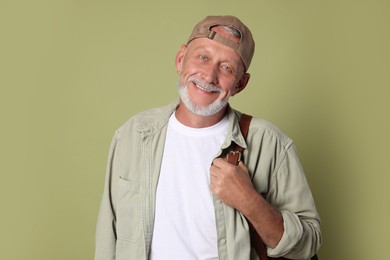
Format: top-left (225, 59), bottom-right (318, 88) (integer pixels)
top-left (193, 81), bottom-right (221, 93)
top-left (195, 83), bottom-right (212, 92)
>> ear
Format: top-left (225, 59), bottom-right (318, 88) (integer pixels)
top-left (232, 73), bottom-right (250, 96)
top-left (175, 44), bottom-right (187, 74)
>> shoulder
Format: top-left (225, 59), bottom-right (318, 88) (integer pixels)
top-left (229, 107), bottom-right (293, 149)
top-left (115, 101), bottom-right (179, 139)
top-left (249, 117), bottom-right (292, 146)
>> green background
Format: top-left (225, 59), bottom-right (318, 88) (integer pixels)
top-left (1, 0), bottom-right (389, 259)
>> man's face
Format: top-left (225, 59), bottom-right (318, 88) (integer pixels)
top-left (175, 27), bottom-right (249, 116)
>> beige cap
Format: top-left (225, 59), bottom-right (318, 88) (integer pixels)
top-left (187, 15), bottom-right (255, 71)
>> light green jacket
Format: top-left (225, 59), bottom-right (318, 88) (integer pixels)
top-left (95, 101), bottom-right (321, 260)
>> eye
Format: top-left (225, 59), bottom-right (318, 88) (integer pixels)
top-left (221, 64), bottom-right (232, 73)
top-left (199, 55), bottom-right (207, 61)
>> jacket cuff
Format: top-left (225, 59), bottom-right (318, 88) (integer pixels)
top-left (267, 210), bottom-right (303, 257)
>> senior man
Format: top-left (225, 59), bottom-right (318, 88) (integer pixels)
top-left (95, 15), bottom-right (321, 260)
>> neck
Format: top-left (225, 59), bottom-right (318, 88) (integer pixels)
top-left (175, 102), bottom-right (227, 128)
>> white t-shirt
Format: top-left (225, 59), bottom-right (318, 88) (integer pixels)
top-left (150, 113), bottom-right (228, 260)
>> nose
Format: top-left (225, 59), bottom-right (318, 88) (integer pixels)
top-left (202, 64), bottom-right (219, 85)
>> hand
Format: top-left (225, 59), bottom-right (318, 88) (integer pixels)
top-left (210, 158), bottom-right (257, 213)
top-left (210, 157), bottom-right (284, 248)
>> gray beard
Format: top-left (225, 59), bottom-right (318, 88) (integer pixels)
top-left (178, 78), bottom-right (229, 117)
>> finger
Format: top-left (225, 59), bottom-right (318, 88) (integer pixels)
top-left (210, 164), bottom-right (225, 180)
top-left (210, 164), bottom-right (220, 175)
top-left (237, 160), bottom-right (245, 168)
top-left (212, 158), bottom-right (224, 169)
top-left (209, 174), bottom-right (220, 190)
top-left (213, 157), bottom-right (231, 168)
top-left (237, 161), bottom-right (250, 176)
top-left (210, 168), bottom-right (218, 179)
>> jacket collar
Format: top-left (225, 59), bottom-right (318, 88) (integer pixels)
top-left (223, 105), bottom-right (248, 150)
top-left (135, 100), bottom-right (248, 150)
top-left (135, 100), bottom-right (179, 137)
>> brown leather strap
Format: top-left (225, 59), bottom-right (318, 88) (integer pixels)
top-left (226, 114), bottom-right (269, 259)
top-left (250, 222), bottom-right (269, 260)
top-left (239, 113), bottom-right (252, 139)
top-left (226, 114), bottom-right (252, 166)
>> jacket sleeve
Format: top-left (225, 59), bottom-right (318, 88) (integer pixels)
top-left (94, 133), bottom-right (119, 260)
top-left (267, 144), bottom-right (322, 259)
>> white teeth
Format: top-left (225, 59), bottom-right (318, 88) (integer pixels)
top-left (195, 83), bottom-right (212, 92)
top-left (191, 79), bottom-right (221, 93)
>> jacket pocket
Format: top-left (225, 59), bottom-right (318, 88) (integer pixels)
top-left (116, 177), bottom-right (142, 242)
